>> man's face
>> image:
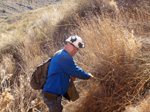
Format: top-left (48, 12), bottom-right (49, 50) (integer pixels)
top-left (68, 43), bottom-right (79, 56)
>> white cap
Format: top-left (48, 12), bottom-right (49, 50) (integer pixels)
top-left (66, 35), bottom-right (85, 49)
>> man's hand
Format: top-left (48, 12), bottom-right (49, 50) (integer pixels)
top-left (88, 73), bottom-right (95, 79)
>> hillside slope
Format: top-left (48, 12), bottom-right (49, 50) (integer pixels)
top-left (0, 0), bottom-right (60, 21)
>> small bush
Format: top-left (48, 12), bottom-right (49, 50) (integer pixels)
top-left (2, 9), bottom-right (6, 13)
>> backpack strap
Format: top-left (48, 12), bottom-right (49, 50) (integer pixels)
top-left (47, 73), bottom-right (57, 79)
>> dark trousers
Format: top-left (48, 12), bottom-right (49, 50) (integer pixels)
top-left (42, 93), bottom-right (63, 112)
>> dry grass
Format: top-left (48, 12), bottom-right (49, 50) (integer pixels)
top-left (124, 93), bottom-right (150, 112)
top-left (0, 88), bottom-right (14, 111)
top-left (0, 0), bottom-right (150, 112)
top-left (63, 1), bottom-right (150, 112)
top-left (0, 36), bottom-right (48, 111)
top-left (65, 14), bottom-right (142, 112)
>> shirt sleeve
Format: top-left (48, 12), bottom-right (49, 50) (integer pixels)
top-left (58, 55), bottom-right (90, 79)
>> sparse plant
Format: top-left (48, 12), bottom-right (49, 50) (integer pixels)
top-left (2, 9), bottom-right (6, 13)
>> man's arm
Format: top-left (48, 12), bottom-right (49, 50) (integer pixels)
top-left (71, 74), bottom-right (94, 81)
top-left (58, 55), bottom-right (91, 79)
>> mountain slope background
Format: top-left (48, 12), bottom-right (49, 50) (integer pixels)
top-left (0, 0), bottom-right (60, 21)
top-left (0, 0), bottom-right (150, 112)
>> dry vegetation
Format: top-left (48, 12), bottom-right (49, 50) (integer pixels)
top-left (124, 93), bottom-right (150, 112)
top-left (0, 0), bottom-right (150, 112)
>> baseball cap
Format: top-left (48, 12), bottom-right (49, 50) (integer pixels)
top-left (65, 35), bottom-right (85, 49)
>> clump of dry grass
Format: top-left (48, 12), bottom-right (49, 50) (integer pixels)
top-left (67, 4), bottom-right (150, 111)
top-left (124, 92), bottom-right (150, 112)
top-left (0, 34), bottom-right (51, 111)
top-left (0, 88), bottom-right (14, 111)
top-left (8, 75), bottom-right (47, 112)
top-left (0, 45), bottom-right (48, 112)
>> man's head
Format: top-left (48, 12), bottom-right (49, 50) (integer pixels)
top-left (64, 35), bottom-right (84, 56)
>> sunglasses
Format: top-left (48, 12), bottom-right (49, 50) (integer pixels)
top-left (70, 43), bottom-right (79, 50)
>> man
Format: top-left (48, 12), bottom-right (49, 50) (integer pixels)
top-left (42, 35), bottom-right (94, 112)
